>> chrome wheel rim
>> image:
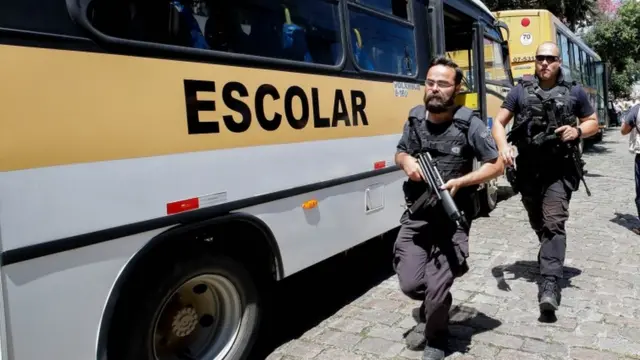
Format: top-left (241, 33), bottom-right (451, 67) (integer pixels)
top-left (487, 178), bottom-right (498, 209)
top-left (151, 274), bottom-right (243, 360)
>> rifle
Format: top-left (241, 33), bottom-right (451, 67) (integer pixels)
top-left (563, 137), bottom-right (591, 196)
top-left (541, 98), bottom-right (592, 197)
top-left (407, 118), bottom-right (470, 231)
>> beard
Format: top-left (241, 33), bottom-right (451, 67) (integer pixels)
top-left (424, 92), bottom-right (455, 114)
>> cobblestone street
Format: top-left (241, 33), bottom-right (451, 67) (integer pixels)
top-left (258, 129), bottom-right (640, 360)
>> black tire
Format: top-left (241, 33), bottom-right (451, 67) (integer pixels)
top-left (108, 252), bottom-right (261, 360)
top-left (479, 180), bottom-right (498, 214)
top-left (578, 138), bottom-right (584, 155)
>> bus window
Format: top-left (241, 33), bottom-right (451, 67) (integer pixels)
top-left (571, 42), bottom-right (581, 82)
top-left (556, 31), bottom-right (563, 56)
top-left (347, 0), bottom-right (417, 76)
top-left (579, 49), bottom-right (586, 84)
top-left (354, 0), bottom-right (409, 19)
top-left (589, 57), bottom-right (598, 87)
top-left (445, 46), bottom-right (474, 92)
top-left (443, 14), bottom-right (475, 95)
top-left (483, 37), bottom-right (510, 82)
top-left (87, 0), bottom-right (343, 66)
top-left (558, 32), bottom-right (570, 72)
top-left (587, 57), bottom-right (592, 87)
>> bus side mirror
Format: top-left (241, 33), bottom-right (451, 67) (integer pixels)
top-left (493, 20), bottom-right (510, 41)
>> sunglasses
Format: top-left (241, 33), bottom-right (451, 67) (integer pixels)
top-left (535, 55), bottom-right (559, 63)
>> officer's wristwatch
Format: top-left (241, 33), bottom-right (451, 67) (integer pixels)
top-left (576, 127), bottom-right (582, 139)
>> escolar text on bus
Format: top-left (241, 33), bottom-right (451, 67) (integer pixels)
top-left (183, 79), bottom-right (369, 134)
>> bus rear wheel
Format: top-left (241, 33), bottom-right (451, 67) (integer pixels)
top-left (109, 254), bottom-right (261, 360)
top-left (578, 138), bottom-right (584, 155)
top-left (480, 178), bottom-right (498, 214)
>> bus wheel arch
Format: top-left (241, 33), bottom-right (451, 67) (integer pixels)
top-left (97, 212), bottom-right (283, 360)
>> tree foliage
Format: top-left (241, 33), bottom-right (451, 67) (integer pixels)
top-left (583, 0), bottom-right (640, 98)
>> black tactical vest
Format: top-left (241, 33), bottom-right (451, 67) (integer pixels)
top-left (405, 104), bottom-right (476, 187)
top-left (513, 74), bottom-right (577, 148)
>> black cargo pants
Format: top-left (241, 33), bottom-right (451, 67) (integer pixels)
top-left (393, 208), bottom-right (471, 340)
top-left (520, 178), bottom-right (573, 279)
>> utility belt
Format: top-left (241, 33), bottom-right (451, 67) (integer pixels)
top-left (506, 150), bottom-right (580, 196)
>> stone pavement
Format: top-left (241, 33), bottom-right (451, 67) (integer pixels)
top-left (263, 129), bottom-right (640, 360)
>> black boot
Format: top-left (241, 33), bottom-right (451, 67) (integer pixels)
top-left (539, 276), bottom-right (560, 312)
top-left (406, 324), bottom-right (449, 352)
top-left (412, 303), bottom-right (426, 324)
top-left (406, 304), bottom-right (427, 350)
top-left (422, 337), bottom-right (447, 360)
top-left (422, 346), bottom-right (445, 360)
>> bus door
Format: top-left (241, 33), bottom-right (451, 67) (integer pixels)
top-left (482, 25), bottom-right (515, 132)
top-left (443, 14), bottom-right (513, 125)
top-left (442, 9), bottom-right (514, 214)
top-left (442, 9), bottom-right (483, 118)
top-left (442, 9), bottom-right (495, 215)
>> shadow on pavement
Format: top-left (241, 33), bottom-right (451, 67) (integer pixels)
top-left (249, 229), bottom-right (399, 358)
top-left (490, 260), bottom-right (582, 292)
top-left (597, 140), bottom-right (617, 145)
top-left (497, 185), bottom-right (517, 203)
top-left (583, 144), bottom-right (610, 154)
top-left (476, 185), bottom-right (518, 219)
top-left (400, 305), bottom-right (502, 356)
top-left (447, 305), bottom-right (502, 355)
top-left (491, 261), bottom-right (582, 324)
top-left (610, 212), bottom-right (640, 234)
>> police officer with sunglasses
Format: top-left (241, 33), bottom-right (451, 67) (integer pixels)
top-left (491, 42), bottom-right (599, 316)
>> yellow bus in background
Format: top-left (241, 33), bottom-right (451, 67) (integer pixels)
top-left (493, 9), bottom-right (610, 138)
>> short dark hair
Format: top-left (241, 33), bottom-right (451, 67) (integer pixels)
top-left (428, 55), bottom-right (463, 85)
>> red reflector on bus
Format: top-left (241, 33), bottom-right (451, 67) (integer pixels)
top-left (521, 18), bottom-right (530, 27)
top-left (374, 161), bottom-right (386, 169)
top-left (167, 197), bottom-right (200, 215)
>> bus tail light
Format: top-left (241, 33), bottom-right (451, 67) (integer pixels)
top-left (521, 18), bottom-right (530, 27)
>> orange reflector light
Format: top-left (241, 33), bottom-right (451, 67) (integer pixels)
top-left (302, 199), bottom-right (318, 210)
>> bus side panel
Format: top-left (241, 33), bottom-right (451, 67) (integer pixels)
top-left (0, 44), bottom-right (424, 252)
top-left (242, 169), bottom-right (406, 277)
top-left (0, 159), bottom-right (405, 360)
top-left (1, 229), bottom-right (167, 360)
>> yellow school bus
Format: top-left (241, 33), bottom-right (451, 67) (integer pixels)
top-left (493, 9), bottom-right (610, 136)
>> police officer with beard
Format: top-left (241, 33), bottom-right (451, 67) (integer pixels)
top-left (394, 56), bottom-right (504, 360)
top-left (491, 42), bottom-right (599, 315)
